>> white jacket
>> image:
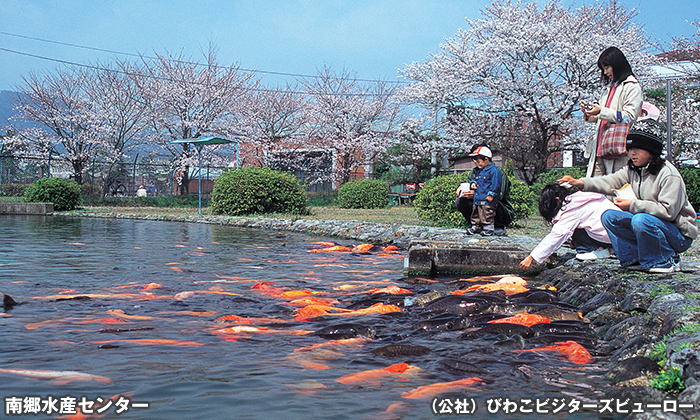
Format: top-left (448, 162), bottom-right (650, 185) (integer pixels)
top-left (530, 192), bottom-right (621, 263)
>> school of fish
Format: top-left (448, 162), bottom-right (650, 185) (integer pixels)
top-left (1, 238), bottom-right (601, 417)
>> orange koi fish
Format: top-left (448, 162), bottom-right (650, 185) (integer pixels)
top-left (213, 314), bottom-right (288, 324)
top-left (459, 276), bottom-right (529, 295)
top-left (0, 368), bottom-right (111, 385)
top-left (401, 377), bottom-right (485, 400)
top-left (251, 281), bottom-right (320, 299)
top-left (75, 317), bottom-right (131, 325)
top-left (514, 341), bottom-right (592, 364)
top-left (368, 285), bottom-right (413, 295)
top-left (382, 245), bottom-right (399, 252)
top-left (106, 309), bottom-right (163, 321)
top-left (308, 245), bottom-right (354, 253)
top-left (351, 243), bottom-right (375, 253)
top-left (284, 297), bottom-right (340, 307)
top-left (294, 303), bottom-right (401, 321)
top-left (212, 325), bottom-right (311, 342)
top-left (488, 313), bottom-right (550, 327)
top-left (93, 339), bottom-right (203, 347)
top-left (212, 325), bottom-right (311, 335)
top-left (294, 337), bottom-right (370, 352)
top-left (336, 362), bottom-right (411, 385)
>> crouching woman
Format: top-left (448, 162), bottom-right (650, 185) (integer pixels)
top-left (558, 120), bottom-right (698, 273)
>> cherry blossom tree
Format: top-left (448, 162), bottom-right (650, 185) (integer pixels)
top-left (79, 59), bottom-right (151, 194)
top-left (400, 0), bottom-right (653, 184)
top-left (238, 84), bottom-right (308, 168)
top-left (11, 66), bottom-right (109, 184)
top-left (136, 46), bottom-right (256, 194)
top-left (302, 65), bottom-right (404, 187)
top-left (654, 21), bottom-right (700, 163)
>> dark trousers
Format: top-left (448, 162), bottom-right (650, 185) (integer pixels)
top-left (571, 228), bottom-right (609, 253)
top-left (455, 197), bottom-right (511, 229)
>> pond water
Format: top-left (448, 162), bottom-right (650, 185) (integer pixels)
top-left (0, 215), bottom-right (620, 420)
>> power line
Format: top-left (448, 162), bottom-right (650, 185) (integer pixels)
top-left (0, 47), bottom-right (397, 98)
top-left (0, 30), bottom-right (403, 85)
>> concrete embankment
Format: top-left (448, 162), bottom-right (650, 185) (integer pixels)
top-left (0, 202), bottom-right (54, 215)
top-left (52, 209), bottom-right (700, 417)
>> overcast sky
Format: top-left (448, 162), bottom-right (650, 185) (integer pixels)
top-left (0, 0), bottom-right (697, 91)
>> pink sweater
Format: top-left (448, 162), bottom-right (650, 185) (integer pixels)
top-left (530, 192), bottom-right (621, 263)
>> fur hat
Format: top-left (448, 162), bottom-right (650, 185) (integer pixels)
top-left (626, 119), bottom-right (666, 156)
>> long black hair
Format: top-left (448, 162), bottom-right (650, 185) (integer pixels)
top-left (597, 47), bottom-right (635, 84)
top-left (538, 184), bottom-right (574, 224)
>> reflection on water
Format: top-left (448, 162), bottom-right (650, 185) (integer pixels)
top-left (0, 215), bottom-right (618, 420)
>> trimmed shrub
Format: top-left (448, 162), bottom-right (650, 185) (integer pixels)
top-left (211, 167), bottom-right (309, 216)
top-left (679, 167), bottom-right (700, 212)
top-left (338, 179), bottom-right (390, 209)
top-left (24, 177), bottom-right (82, 211)
top-left (414, 171), bottom-right (533, 228)
top-left (511, 178), bottom-right (538, 222)
top-left (413, 173), bottom-right (469, 227)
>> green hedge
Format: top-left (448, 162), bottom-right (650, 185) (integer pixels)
top-left (1, 183), bottom-right (31, 197)
top-left (211, 167), bottom-right (309, 216)
top-left (24, 177), bottom-right (82, 211)
top-left (679, 167), bottom-right (700, 212)
top-left (338, 179), bottom-right (390, 209)
top-left (413, 173), bottom-right (469, 227)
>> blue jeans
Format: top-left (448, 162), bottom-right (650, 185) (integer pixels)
top-left (601, 210), bottom-right (693, 268)
top-left (571, 228), bottom-right (608, 253)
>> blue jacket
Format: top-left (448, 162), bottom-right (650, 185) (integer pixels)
top-left (472, 162), bottom-right (502, 206)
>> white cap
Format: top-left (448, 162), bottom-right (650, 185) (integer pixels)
top-left (468, 146), bottom-right (492, 159)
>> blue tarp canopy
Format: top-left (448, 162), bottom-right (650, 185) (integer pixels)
top-left (171, 136), bottom-right (233, 214)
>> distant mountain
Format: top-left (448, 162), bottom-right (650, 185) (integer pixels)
top-left (0, 90), bottom-right (20, 127)
top-left (0, 90), bottom-right (37, 130)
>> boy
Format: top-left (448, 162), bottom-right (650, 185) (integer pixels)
top-left (463, 146), bottom-right (502, 236)
top-left (455, 144), bottom-right (514, 236)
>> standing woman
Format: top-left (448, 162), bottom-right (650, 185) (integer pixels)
top-left (582, 46), bottom-right (643, 177)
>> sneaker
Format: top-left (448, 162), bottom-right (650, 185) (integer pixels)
top-left (465, 227), bottom-right (482, 235)
top-left (575, 248), bottom-right (611, 261)
top-left (494, 228), bottom-right (507, 236)
top-left (648, 258), bottom-right (676, 274)
top-left (481, 230), bottom-right (494, 237)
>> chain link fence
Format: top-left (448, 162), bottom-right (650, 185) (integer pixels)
top-left (0, 154), bottom-right (340, 201)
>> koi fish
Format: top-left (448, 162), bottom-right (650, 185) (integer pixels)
top-left (401, 377), bottom-right (485, 400)
top-left (0, 368), bottom-right (111, 385)
top-left (514, 341), bottom-right (592, 364)
top-left (93, 339), bottom-right (203, 347)
top-left (488, 313), bottom-right (550, 327)
top-left (308, 245), bottom-right (354, 253)
top-left (212, 314), bottom-right (286, 324)
top-left (294, 337), bottom-right (370, 352)
top-left (284, 297), bottom-right (340, 307)
top-left (351, 243), bottom-right (375, 253)
top-left (367, 285), bottom-right (413, 295)
top-left (106, 309), bottom-right (165, 321)
top-left (294, 303), bottom-right (401, 321)
top-left (211, 326), bottom-right (311, 341)
top-left (382, 245), bottom-right (399, 253)
top-left (460, 276), bottom-right (529, 295)
top-left (336, 362), bottom-right (411, 385)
